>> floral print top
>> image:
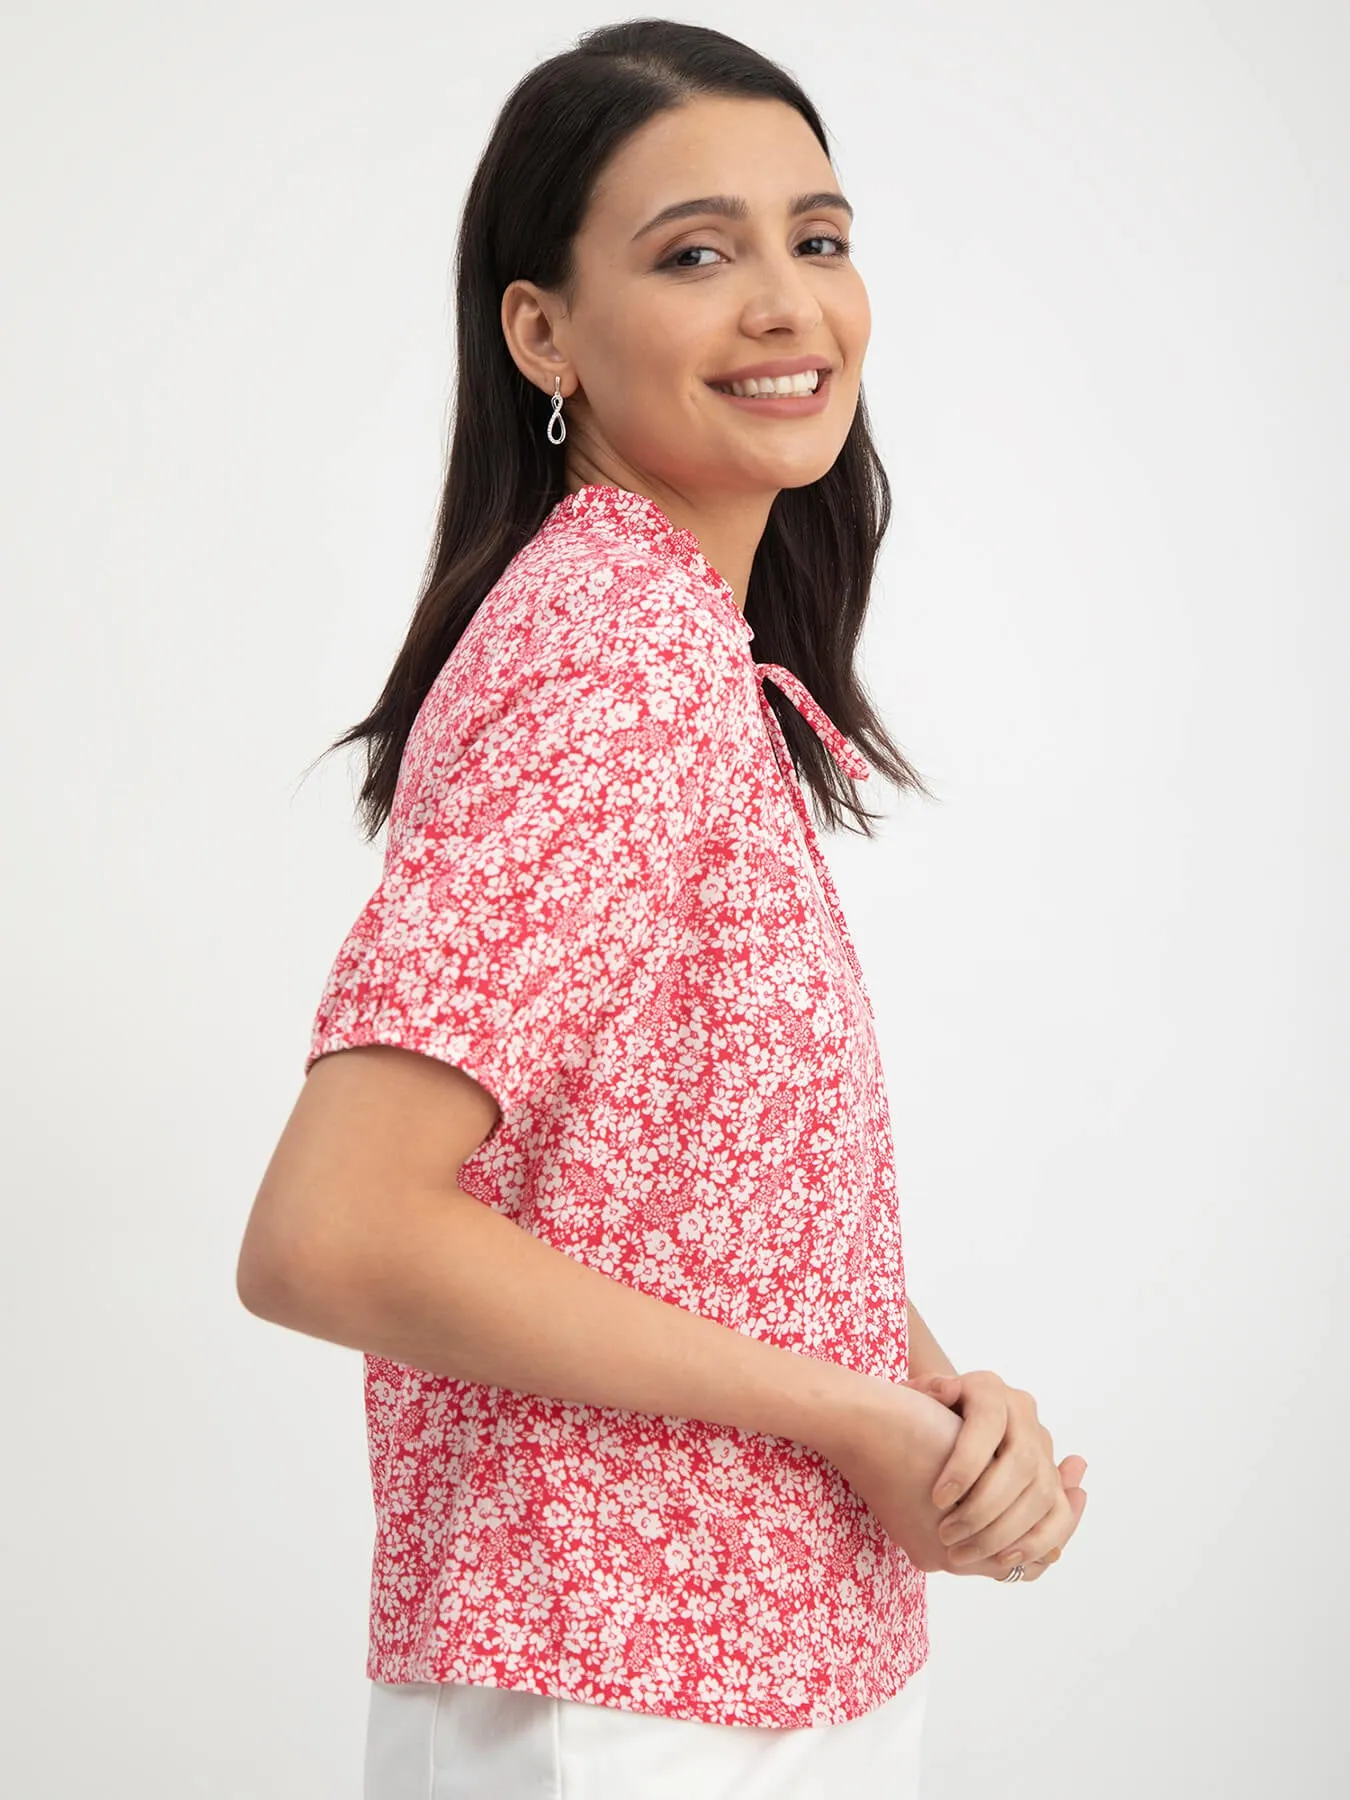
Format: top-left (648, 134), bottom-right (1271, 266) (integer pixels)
top-left (305, 482), bottom-right (928, 1728)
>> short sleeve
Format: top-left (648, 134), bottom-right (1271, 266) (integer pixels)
top-left (304, 587), bottom-right (740, 1123)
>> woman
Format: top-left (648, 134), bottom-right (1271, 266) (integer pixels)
top-left (237, 19), bottom-right (1088, 1797)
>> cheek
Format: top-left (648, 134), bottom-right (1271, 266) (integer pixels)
top-left (611, 297), bottom-right (709, 393)
top-left (840, 277), bottom-right (871, 351)
top-left (592, 315), bottom-right (683, 400)
top-left (603, 350), bottom-right (700, 420)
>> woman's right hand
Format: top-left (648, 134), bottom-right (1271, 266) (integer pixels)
top-left (819, 1374), bottom-right (1083, 1579)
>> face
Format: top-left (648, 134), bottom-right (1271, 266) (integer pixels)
top-left (503, 94), bottom-right (871, 506)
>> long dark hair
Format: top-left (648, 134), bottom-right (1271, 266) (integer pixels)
top-left (316, 17), bottom-right (934, 842)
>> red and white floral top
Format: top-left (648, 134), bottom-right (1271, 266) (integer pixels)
top-left (305, 482), bottom-right (927, 1728)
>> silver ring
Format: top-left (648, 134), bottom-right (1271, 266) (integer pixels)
top-left (998, 1562), bottom-right (1025, 1583)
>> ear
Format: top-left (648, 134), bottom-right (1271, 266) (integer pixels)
top-left (500, 278), bottom-right (572, 400)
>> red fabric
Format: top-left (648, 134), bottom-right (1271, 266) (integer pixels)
top-left (306, 483), bottom-right (927, 1727)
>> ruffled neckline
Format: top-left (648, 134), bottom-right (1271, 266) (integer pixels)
top-left (547, 483), bottom-right (755, 642)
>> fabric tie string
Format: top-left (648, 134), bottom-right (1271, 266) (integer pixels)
top-left (753, 662), bottom-right (872, 783)
top-left (752, 661), bottom-right (875, 1016)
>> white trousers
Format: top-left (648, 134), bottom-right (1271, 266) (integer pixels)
top-left (364, 1662), bottom-right (930, 1800)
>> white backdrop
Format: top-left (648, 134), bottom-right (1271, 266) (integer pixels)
top-left (3, 3), bottom-right (1346, 1795)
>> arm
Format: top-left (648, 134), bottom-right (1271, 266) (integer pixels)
top-left (239, 1046), bottom-right (923, 1471)
top-left (905, 1297), bottom-right (958, 1382)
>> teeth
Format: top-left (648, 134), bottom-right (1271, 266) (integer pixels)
top-left (711, 369), bottom-right (823, 398)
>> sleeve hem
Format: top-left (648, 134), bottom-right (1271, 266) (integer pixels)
top-left (304, 1027), bottom-right (516, 1129)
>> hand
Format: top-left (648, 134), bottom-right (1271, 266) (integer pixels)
top-left (818, 1375), bottom-right (1023, 1574)
top-left (942, 1454), bottom-right (1085, 1582)
top-left (905, 1370), bottom-right (1088, 1579)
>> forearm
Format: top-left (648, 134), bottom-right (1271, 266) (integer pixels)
top-left (905, 1297), bottom-right (958, 1381)
top-left (250, 1184), bottom-right (884, 1462)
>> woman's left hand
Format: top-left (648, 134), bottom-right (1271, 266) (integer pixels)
top-left (904, 1370), bottom-right (1088, 1575)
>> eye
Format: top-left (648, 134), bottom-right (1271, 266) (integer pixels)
top-left (662, 244), bottom-right (722, 270)
top-left (799, 232), bottom-right (852, 259)
top-left (659, 231), bottom-right (854, 271)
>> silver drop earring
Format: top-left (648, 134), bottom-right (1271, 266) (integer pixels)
top-left (547, 375), bottom-right (566, 445)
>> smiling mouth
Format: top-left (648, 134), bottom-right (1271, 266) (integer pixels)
top-left (707, 368), bottom-right (829, 399)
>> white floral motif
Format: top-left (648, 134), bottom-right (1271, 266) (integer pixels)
top-left (305, 483), bottom-right (927, 1728)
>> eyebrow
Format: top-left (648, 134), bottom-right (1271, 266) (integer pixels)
top-left (631, 190), bottom-right (855, 243)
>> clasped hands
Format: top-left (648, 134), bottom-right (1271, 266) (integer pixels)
top-left (904, 1369), bottom-right (1088, 1584)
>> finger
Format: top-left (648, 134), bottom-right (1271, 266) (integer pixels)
top-left (936, 1429), bottom-right (1043, 1544)
top-left (939, 1465), bottom-right (1040, 1557)
top-left (930, 1385), bottom-right (1009, 1510)
top-left (993, 1488), bottom-right (1086, 1574)
top-left (954, 1511), bottom-right (1070, 1582)
top-left (956, 1545), bottom-right (1055, 1582)
top-left (1008, 1542), bottom-right (1064, 1583)
top-left (1055, 1485), bottom-right (1088, 1536)
top-left (945, 1479), bottom-right (1057, 1568)
top-left (1004, 1491), bottom-right (1081, 1569)
top-left (922, 1375), bottom-right (960, 1411)
top-left (951, 1446), bottom-right (1079, 1558)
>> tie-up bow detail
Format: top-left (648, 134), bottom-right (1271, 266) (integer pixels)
top-left (753, 662), bottom-right (872, 784)
top-left (751, 661), bottom-right (875, 1014)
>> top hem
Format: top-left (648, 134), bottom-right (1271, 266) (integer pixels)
top-left (365, 1630), bottom-right (931, 1732)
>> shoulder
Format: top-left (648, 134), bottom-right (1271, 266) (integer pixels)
top-left (486, 513), bottom-right (750, 695)
top-left (406, 515), bottom-right (753, 798)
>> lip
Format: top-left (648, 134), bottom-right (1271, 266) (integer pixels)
top-left (705, 354), bottom-right (834, 385)
top-left (706, 367), bottom-right (833, 416)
